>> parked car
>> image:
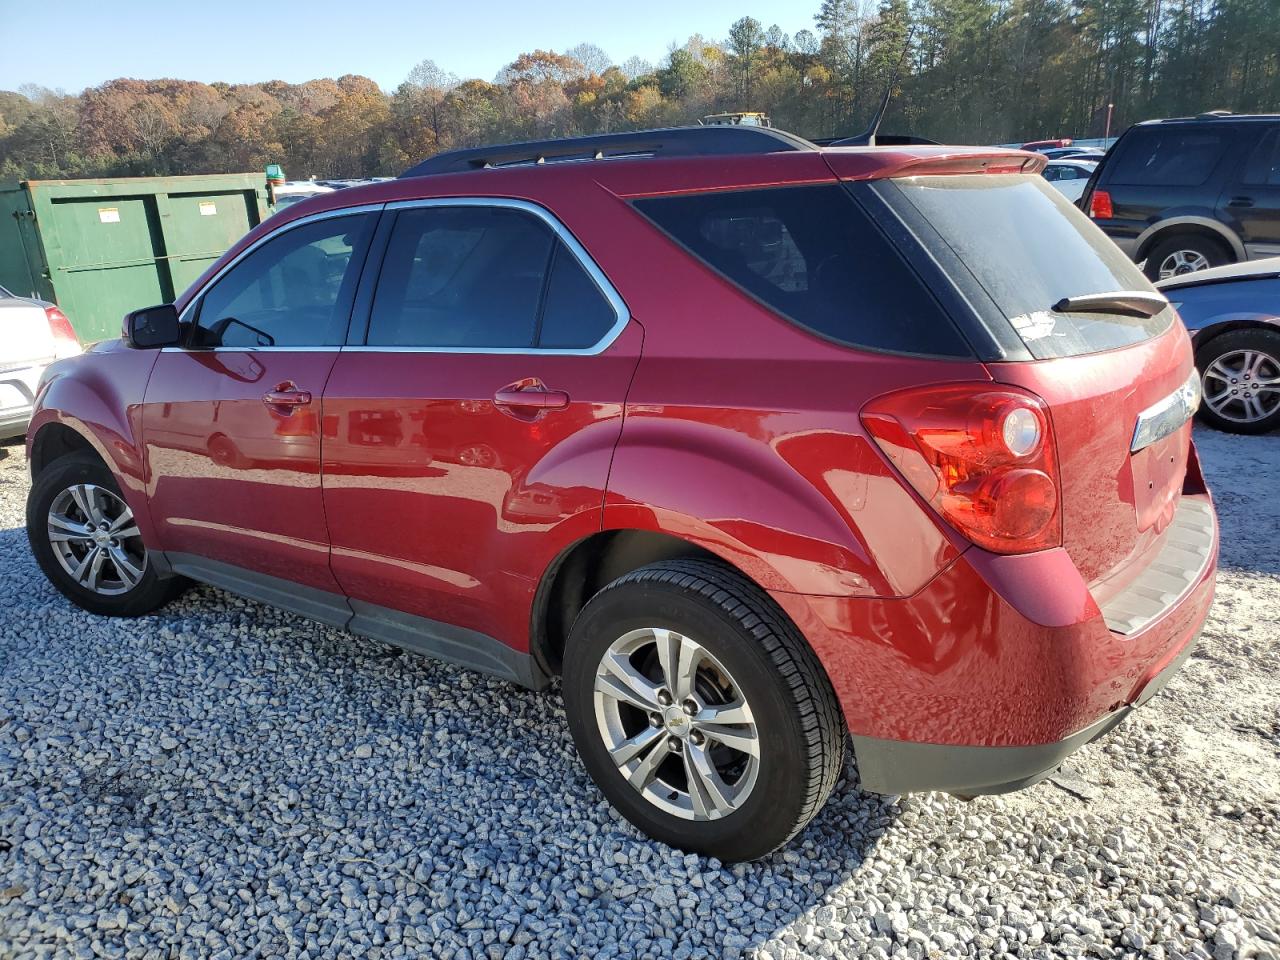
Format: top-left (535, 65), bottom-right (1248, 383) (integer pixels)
top-left (1043, 159), bottom-right (1099, 201)
top-left (25, 127), bottom-right (1217, 860)
top-left (0, 285), bottom-right (81, 440)
top-left (1042, 147), bottom-right (1104, 161)
top-left (1022, 138), bottom-right (1074, 151)
top-left (1158, 257), bottom-right (1280, 433)
top-left (268, 181), bottom-right (335, 217)
top-left (1082, 113), bottom-right (1280, 280)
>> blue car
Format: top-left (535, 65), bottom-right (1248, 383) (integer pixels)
top-left (1159, 258), bottom-right (1280, 433)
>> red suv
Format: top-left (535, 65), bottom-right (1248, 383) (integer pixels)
top-left (26, 127), bottom-right (1217, 860)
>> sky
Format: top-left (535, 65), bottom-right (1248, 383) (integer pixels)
top-left (0, 0), bottom-right (816, 93)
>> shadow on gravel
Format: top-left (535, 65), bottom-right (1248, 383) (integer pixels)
top-left (0, 521), bottom-right (893, 957)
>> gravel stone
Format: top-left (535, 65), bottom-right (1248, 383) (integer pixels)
top-left (1, 427), bottom-right (1279, 960)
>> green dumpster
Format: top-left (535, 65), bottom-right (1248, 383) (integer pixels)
top-left (0, 173), bottom-right (268, 344)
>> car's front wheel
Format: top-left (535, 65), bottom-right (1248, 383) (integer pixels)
top-left (562, 559), bottom-right (844, 861)
top-left (1195, 327), bottom-right (1280, 434)
top-left (27, 451), bottom-right (187, 616)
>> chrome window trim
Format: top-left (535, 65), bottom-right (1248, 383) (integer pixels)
top-left (175, 204), bottom-right (386, 330)
top-left (341, 196), bottom-right (631, 357)
top-left (172, 196), bottom-right (631, 356)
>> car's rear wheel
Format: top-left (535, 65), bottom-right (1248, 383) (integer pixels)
top-left (1195, 328), bottom-right (1280, 434)
top-left (1143, 234), bottom-right (1231, 281)
top-left (562, 559), bottom-right (844, 861)
top-left (27, 451), bottom-right (187, 616)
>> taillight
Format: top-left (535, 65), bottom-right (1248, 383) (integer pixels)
top-left (861, 384), bottom-right (1061, 554)
top-left (1089, 189), bottom-right (1113, 220)
top-left (44, 306), bottom-right (82, 359)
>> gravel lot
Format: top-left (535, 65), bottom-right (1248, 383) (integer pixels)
top-left (1, 427), bottom-right (1278, 960)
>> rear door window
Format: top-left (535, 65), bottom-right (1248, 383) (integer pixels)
top-left (633, 184), bottom-right (973, 357)
top-left (878, 174), bottom-right (1172, 359)
top-left (367, 205), bottom-right (619, 350)
top-left (1108, 128), bottom-right (1230, 186)
top-left (1241, 127), bottom-right (1280, 186)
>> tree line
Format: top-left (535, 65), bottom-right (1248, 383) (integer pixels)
top-left (1, 0), bottom-right (1276, 181)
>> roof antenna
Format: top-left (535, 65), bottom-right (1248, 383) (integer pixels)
top-left (844, 27), bottom-right (915, 146)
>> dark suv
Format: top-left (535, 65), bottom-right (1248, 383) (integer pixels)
top-left (1083, 113), bottom-right (1280, 280)
top-left (26, 127), bottom-right (1217, 860)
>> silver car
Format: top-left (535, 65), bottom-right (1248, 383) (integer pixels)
top-left (0, 285), bottom-right (81, 440)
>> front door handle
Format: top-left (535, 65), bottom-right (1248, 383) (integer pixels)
top-left (1227, 196), bottom-right (1255, 208)
top-left (263, 382), bottom-right (312, 409)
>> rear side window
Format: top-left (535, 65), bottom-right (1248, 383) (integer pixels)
top-left (1108, 129), bottom-right (1229, 186)
top-left (880, 175), bottom-right (1171, 359)
top-left (368, 205), bottom-right (619, 350)
top-left (632, 184), bottom-right (972, 357)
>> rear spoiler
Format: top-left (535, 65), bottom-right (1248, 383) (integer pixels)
top-left (823, 149), bottom-right (1046, 181)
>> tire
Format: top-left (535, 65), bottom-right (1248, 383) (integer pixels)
top-left (1194, 327), bottom-right (1280, 434)
top-left (26, 451), bottom-right (187, 616)
top-left (1142, 233), bottom-right (1231, 281)
top-left (562, 559), bottom-right (844, 861)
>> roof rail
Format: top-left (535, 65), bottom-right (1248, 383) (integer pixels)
top-left (400, 126), bottom-right (817, 178)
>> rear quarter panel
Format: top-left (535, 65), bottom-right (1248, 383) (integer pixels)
top-left (575, 180), bottom-right (985, 598)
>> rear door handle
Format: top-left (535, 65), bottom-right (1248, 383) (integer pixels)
top-left (1227, 196), bottom-right (1255, 208)
top-left (493, 382), bottom-right (571, 411)
top-left (263, 382), bottom-right (312, 408)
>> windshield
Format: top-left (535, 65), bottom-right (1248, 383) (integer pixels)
top-left (878, 174), bottom-right (1173, 359)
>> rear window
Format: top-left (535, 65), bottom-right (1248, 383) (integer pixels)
top-left (632, 184), bottom-right (973, 357)
top-left (1108, 128), bottom-right (1229, 186)
top-left (879, 174), bottom-right (1172, 359)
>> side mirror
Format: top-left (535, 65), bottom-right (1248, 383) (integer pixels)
top-left (124, 304), bottom-right (181, 349)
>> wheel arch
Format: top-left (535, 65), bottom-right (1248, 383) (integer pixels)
top-left (531, 529), bottom-right (731, 677)
top-left (1190, 316), bottom-right (1280, 355)
top-left (1135, 217), bottom-right (1244, 264)
top-left (29, 421), bottom-right (100, 479)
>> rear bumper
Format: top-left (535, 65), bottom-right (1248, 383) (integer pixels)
top-left (771, 489), bottom-right (1217, 794)
top-left (850, 627), bottom-right (1200, 795)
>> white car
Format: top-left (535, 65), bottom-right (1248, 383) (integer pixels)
top-left (0, 286), bottom-right (81, 440)
top-left (1042, 159), bottom-right (1098, 202)
top-left (268, 181), bottom-right (336, 218)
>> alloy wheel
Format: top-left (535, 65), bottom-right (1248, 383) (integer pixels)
top-left (593, 626), bottom-right (760, 821)
top-left (1201, 349), bottom-right (1280, 425)
top-left (47, 484), bottom-right (147, 596)
top-left (1157, 249), bottom-right (1211, 279)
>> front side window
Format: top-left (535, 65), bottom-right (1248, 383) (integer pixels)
top-left (192, 214), bottom-right (373, 348)
top-left (367, 204), bottom-right (618, 350)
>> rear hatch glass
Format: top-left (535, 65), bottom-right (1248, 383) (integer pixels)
top-left (875, 174), bottom-right (1173, 359)
top-left (872, 172), bottom-right (1191, 589)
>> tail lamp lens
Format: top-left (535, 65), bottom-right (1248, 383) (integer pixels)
top-left (1089, 189), bottom-right (1113, 220)
top-left (861, 385), bottom-right (1061, 554)
top-left (44, 306), bottom-right (82, 360)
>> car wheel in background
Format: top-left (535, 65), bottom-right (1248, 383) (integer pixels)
top-left (1143, 234), bottom-right (1231, 281)
top-left (562, 559), bottom-right (845, 861)
top-left (26, 451), bottom-right (187, 616)
top-left (1195, 328), bottom-right (1280, 434)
